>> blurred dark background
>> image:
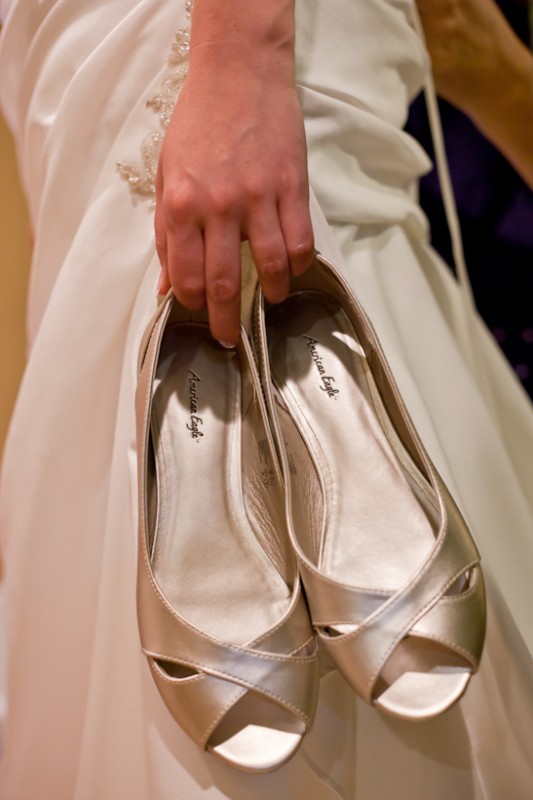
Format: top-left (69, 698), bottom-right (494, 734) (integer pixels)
top-left (406, 0), bottom-right (533, 400)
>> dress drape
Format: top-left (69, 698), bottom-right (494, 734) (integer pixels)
top-left (1, 0), bottom-right (532, 797)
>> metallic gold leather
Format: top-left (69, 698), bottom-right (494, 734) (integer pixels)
top-left (253, 252), bottom-right (487, 719)
top-left (137, 559), bottom-right (318, 727)
top-left (135, 293), bottom-right (319, 767)
top-left (320, 490), bottom-right (483, 701)
top-left (150, 660), bottom-right (249, 748)
top-left (412, 566), bottom-right (486, 665)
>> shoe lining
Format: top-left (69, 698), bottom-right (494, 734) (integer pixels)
top-left (149, 323), bottom-right (290, 645)
top-left (267, 292), bottom-right (436, 593)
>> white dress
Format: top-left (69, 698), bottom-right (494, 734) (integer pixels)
top-left (0, 0), bottom-right (532, 798)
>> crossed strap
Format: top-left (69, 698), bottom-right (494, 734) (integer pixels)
top-left (137, 556), bottom-right (319, 747)
top-left (136, 293), bottom-right (319, 750)
top-left (299, 479), bottom-right (485, 705)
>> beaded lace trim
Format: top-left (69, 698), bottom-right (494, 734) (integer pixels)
top-left (116, 1), bottom-right (193, 200)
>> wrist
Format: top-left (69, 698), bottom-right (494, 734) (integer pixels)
top-left (189, 0), bottom-right (295, 75)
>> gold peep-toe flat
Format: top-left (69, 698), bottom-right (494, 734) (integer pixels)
top-left (136, 293), bottom-right (319, 772)
top-left (252, 252), bottom-right (486, 720)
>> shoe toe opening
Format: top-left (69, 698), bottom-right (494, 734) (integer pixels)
top-left (208, 692), bottom-right (306, 773)
top-left (374, 636), bottom-right (472, 719)
top-left (374, 669), bottom-right (471, 720)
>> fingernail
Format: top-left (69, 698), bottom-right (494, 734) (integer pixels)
top-left (218, 340), bottom-right (235, 350)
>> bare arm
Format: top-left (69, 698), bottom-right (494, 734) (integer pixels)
top-left (155, 0), bottom-right (314, 346)
top-left (417, 0), bottom-right (533, 189)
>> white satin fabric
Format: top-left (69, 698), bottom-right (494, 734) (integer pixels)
top-left (1, 0), bottom-right (532, 798)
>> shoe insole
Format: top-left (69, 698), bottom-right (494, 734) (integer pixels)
top-left (266, 293), bottom-right (436, 593)
top-left (149, 323), bottom-right (290, 645)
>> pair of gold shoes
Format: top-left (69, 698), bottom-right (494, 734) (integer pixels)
top-left (135, 251), bottom-right (486, 774)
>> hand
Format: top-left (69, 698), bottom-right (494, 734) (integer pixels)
top-left (155, 48), bottom-right (314, 346)
top-left (416, 0), bottom-right (532, 118)
top-left (416, 0), bottom-right (533, 187)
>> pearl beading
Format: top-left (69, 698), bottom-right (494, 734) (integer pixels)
top-left (116, 1), bottom-right (193, 201)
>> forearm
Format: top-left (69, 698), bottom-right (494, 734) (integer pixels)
top-left (469, 43), bottom-right (533, 190)
top-left (417, 0), bottom-right (533, 189)
top-left (189, 0), bottom-right (296, 76)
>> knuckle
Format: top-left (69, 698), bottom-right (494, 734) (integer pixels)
top-left (288, 232), bottom-right (314, 259)
top-left (177, 279), bottom-right (205, 306)
top-left (164, 185), bottom-right (195, 219)
top-left (279, 165), bottom-right (306, 195)
top-left (208, 277), bottom-right (240, 304)
top-left (244, 173), bottom-right (268, 204)
top-left (254, 237), bottom-right (289, 278)
top-left (260, 254), bottom-right (288, 278)
top-left (208, 186), bottom-right (239, 217)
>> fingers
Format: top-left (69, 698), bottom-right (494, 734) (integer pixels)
top-left (158, 180), bottom-right (207, 308)
top-left (154, 192), bottom-right (170, 295)
top-left (155, 182), bottom-right (314, 345)
top-left (247, 179), bottom-right (314, 303)
top-left (159, 182), bottom-right (242, 345)
top-left (247, 202), bottom-right (290, 304)
top-left (166, 224), bottom-right (206, 310)
top-left (278, 181), bottom-right (315, 277)
top-left (204, 217), bottom-right (242, 346)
